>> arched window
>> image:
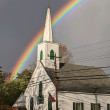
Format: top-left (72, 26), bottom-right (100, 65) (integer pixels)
top-left (50, 50), bottom-right (54, 60)
top-left (40, 50), bottom-right (43, 60)
top-left (30, 97), bottom-right (33, 110)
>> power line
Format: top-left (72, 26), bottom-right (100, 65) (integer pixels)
top-left (57, 77), bottom-right (110, 81)
top-left (71, 56), bottom-right (110, 64)
top-left (59, 94), bottom-right (91, 105)
top-left (71, 45), bottom-right (110, 58)
top-left (2, 79), bottom-right (110, 104)
top-left (73, 52), bottom-right (110, 62)
top-left (57, 74), bottom-right (109, 78)
top-left (59, 92), bottom-right (109, 105)
top-left (59, 65), bottom-right (110, 73)
top-left (69, 39), bottom-right (110, 51)
top-left (2, 79), bottom-right (110, 105)
top-left (8, 66), bottom-right (110, 83)
top-left (13, 65), bottom-right (110, 82)
top-left (59, 93), bottom-right (106, 105)
top-left (6, 65), bottom-right (110, 84)
top-left (4, 73), bottom-right (110, 90)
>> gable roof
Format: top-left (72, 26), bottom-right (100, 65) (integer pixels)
top-left (45, 63), bottom-right (110, 94)
top-left (12, 93), bottom-right (26, 107)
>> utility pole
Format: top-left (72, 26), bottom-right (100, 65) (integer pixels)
top-left (93, 87), bottom-right (99, 110)
top-left (54, 53), bottom-right (58, 110)
top-left (48, 53), bottom-right (60, 110)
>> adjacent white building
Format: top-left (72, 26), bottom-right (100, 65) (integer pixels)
top-left (13, 8), bottom-right (110, 110)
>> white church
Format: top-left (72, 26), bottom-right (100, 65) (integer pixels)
top-left (13, 8), bottom-right (110, 110)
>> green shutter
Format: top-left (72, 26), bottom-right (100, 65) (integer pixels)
top-left (37, 82), bottom-right (44, 104)
top-left (48, 98), bottom-right (52, 110)
top-left (30, 97), bottom-right (33, 110)
top-left (91, 103), bottom-right (93, 110)
top-left (50, 50), bottom-right (54, 60)
top-left (98, 104), bottom-right (100, 110)
top-left (81, 103), bottom-right (84, 110)
top-left (73, 102), bottom-right (75, 110)
top-left (107, 104), bottom-right (110, 110)
top-left (39, 82), bottom-right (42, 97)
top-left (40, 50), bottom-right (43, 60)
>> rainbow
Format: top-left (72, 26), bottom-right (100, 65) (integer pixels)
top-left (9, 0), bottom-right (84, 81)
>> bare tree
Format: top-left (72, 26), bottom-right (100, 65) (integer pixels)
top-left (59, 44), bottom-right (73, 63)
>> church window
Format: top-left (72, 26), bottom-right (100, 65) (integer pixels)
top-left (39, 81), bottom-right (42, 97)
top-left (73, 102), bottom-right (84, 110)
top-left (107, 104), bottom-right (110, 110)
top-left (30, 97), bottom-right (33, 110)
top-left (50, 50), bottom-right (54, 60)
top-left (37, 82), bottom-right (44, 104)
top-left (40, 50), bottom-right (43, 60)
top-left (91, 103), bottom-right (100, 110)
top-left (48, 98), bottom-right (52, 110)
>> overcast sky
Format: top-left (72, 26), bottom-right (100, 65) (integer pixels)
top-left (0, 0), bottom-right (110, 75)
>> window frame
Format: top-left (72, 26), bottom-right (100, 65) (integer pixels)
top-left (73, 102), bottom-right (84, 110)
top-left (91, 103), bottom-right (101, 110)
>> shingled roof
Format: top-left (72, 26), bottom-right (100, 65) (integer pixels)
top-left (45, 63), bottom-right (110, 94)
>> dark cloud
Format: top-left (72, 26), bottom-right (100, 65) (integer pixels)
top-left (0, 0), bottom-right (67, 72)
top-left (0, 0), bottom-right (110, 75)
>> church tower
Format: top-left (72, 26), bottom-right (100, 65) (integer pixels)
top-left (37, 8), bottom-right (60, 69)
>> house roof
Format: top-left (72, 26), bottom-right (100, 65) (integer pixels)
top-left (45, 63), bottom-right (110, 94)
top-left (12, 93), bottom-right (26, 107)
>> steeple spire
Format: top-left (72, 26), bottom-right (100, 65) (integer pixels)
top-left (43, 8), bottom-right (53, 42)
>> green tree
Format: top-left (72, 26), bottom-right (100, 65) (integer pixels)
top-left (0, 69), bottom-right (33, 106)
top-left (17, 69), bottom-right (33, 81)
top-left (0, 73), bottom-right (5, 84)
top-left (0, 72), bottom-right (6, 105)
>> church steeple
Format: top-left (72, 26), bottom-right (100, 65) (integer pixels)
top-left (43, 8), bottom-right (53, 42)
top-left (37, 8), bottom-right (60, 69)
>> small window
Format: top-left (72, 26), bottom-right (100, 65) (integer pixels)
top-left (30, 97), bottom-right (33, 110)
top-left (50, 50), bottom-right (54, 60)
top-left (91, 103), bottom-right (100, 110)
top-left (73, 102), bottom-right (84, 110)
top-left (39, 82), bottom-right (42, 97)
top-left (107, 104), bottom-right (110, 110)
top-left (40, 50), bottom-right (43, 60)
top-left (37, 82), bottom-right (44, 104)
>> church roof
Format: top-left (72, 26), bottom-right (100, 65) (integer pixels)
top-left (12, 92), bottom-right (26, 107)
top-left (45, 63), bottom-right (110, 94)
